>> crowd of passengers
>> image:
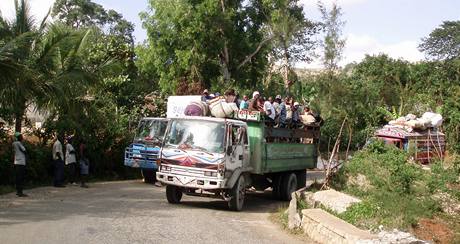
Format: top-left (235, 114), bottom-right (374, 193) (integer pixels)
top-left (197, 88), bottom-right (322, 128)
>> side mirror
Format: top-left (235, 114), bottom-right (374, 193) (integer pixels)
top-left (226, 145), bottom-right (233, 156)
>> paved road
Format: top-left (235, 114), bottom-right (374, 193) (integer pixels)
top-left (0, 181), bottom-right (312, 244)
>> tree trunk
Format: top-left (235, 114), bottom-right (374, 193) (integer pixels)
top-left (14, 99), bottom-right (27, 132)
top-left (283, 52), bottom-right (290, 93)
top-left (14, 110), bottom-right (24, 132)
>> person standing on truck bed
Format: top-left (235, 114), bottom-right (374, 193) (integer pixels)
top-left (13, 132), bottom-right (28, 197)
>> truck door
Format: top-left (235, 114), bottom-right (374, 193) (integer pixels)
top-left (226, 124), bottom-right (245, 171)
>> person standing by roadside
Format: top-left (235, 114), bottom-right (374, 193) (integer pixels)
top-left (52, 134), bottom-right (65, 187)
top-left (13, 132), bottom-right (28, 197)
top-left (65, 136), bottom-right (78, 185)
top-left (79, 140), bottom-right (89, 188)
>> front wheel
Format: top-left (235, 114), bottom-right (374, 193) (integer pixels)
top-left (228, 175), bottom-right (246, 211)
top-left (166, 185), bottom-right (183, 204)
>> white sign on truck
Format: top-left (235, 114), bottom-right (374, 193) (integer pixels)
top-left (166, 95), bottom-right (202, 118)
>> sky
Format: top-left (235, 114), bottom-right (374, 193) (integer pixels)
top-left (1, 0), bottom-right (460, 67)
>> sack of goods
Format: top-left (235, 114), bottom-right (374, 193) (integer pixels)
top-left (208, 97), bottom-right (239, 118)
top-left (301, 114), bottom-right (316, 125)
top-left (184, 101), bottom-right (209, 116)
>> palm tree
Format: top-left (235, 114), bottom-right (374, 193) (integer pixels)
top-left (0, 0), bottom-right (95, 132)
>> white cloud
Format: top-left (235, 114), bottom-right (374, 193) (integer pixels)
top-left (342, 33), bottom-right (424, 64)
top-left (0, 0), bottom-right (55, 22)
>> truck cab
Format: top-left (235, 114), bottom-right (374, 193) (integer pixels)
top-left (125, 118), bottom-right (168, 182)
top-left (157, 111), bottom-right (320, 211)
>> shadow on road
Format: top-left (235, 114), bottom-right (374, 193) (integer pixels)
top-left (179, 190), bottom-right (289, 213)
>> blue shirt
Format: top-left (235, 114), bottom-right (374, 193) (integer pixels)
top-left (239, 100), bottom-right (249, 109)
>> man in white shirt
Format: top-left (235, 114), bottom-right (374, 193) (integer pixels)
top-left (13, 132), bottom-right (27, 197)
top-left (65, 136), bottom-right (78, 185)
top-left (263, 97), bottom-right (276, 122)
top-left (52, 134), bottom-right (65, 187)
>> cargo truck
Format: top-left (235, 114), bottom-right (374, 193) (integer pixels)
top-left (157, 110), bottom-right (320, 211)
top-left (125, 118), bottom-right (168, 183)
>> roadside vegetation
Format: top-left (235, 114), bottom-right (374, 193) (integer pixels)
top-left (330, 141), bottom-right (460, 242)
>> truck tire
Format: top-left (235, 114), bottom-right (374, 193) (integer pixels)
top-left (296, 170), bottom-right (307, 189)
top-left (228, 175), bottom-right (246, 211)
top-left (166, 185), bottom-right (182, 204)
top-left (141, 169), bottom-right (157, 184)
top-left (280, 172), bottom-right (297, 201)
top-left (272, 174), bottom-right (283, 200)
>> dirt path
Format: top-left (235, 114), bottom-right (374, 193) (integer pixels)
top-left (0, 180), bottom-right (312, 244)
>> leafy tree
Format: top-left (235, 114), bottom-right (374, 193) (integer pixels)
top-left (257, 0), bottom-right (319, 91)
top-left (419, 20), bottom-right (460, 60)
top-left (318, 1), bottom-right (346, 72)
top-left (140, 0), bottom-right (280, 94)
top-left (0, 0), bottom-right (50, 131)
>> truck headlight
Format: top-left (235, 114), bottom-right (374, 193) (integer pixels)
top-left (162, 165), bottom-right (171, 171)
top-left (204, 171), bottom-right (217, 177)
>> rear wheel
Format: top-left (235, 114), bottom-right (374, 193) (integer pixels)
top-left (228, 175), bottom-right (246, 211)
top-left (166, 185), bottom-right (182, 204)
top-left (280, 172), bottom-right (297, 201)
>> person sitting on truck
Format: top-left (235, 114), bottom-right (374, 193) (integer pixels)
top-left (248, 91), bottom-right (260, 112)
top-left (263, 97), bottom-right (276, 123)
top-left (292, 102), bottom-right (301, 128)
top-left (239, 95), bottom-right (249, 110)
top-left (278, 98), bottom-right (287, 128)
top-left (224, 89), bottom-right (236, 103)
top-left (201, 89), bottom-right (213, 102)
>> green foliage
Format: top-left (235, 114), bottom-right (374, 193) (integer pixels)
top-left (332, 141), bottom-right (450, 230)
top-left (427, 161), bottom-right (460, 200)
top-left (419, 20), bottom-right (460, 60)
top-left (338, 200), bottom-right (378, 227)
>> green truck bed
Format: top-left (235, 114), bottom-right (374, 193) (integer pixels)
top-left (247, 121), bottom-right (318, 175)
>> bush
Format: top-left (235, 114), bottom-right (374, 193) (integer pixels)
top-left (332, 141), bottom-right (443, 230)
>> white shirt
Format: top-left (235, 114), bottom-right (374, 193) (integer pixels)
top-left (263, 101), bottom-right (276, 120)
top-left (52, 140), bottom-right (63, 161)
top-left (65, 143), bottom-right (77, 165)
top-left (13, 141), bottom-right (26, 165)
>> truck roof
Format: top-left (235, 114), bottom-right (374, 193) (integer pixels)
top-left (140, 117), bottom-right (169, 121)
top-left (168, 116), bottom-right (247, 125)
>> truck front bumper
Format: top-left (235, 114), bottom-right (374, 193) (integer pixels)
top-left (157, 171), bottom-right (226, 190)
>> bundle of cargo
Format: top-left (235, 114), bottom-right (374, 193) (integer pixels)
top-left (388, 112), bottom-right (443, 131)
top-left (208, 96), bottom-right (239, 118)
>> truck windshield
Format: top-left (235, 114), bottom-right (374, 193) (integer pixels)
top-left (135, 119), bottom-right (167, 144)
top-left (164, 120), bottom-right (225, 154)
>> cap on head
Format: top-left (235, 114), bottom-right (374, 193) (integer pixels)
top-left (203, 89), bottom-right (209, 94)
top-left (14, 132), bottom-right (21, 139)
top-left (275, 95), bottom-right (282, 100)
top-left (252, 91), bottom-right (260, 99)
top-left (294, 102), bottom-right (300, 106)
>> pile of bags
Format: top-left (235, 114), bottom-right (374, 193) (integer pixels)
top-left (184, 96), bottom-right (239, 118)
top-left (388, 112), bottom-right (443, 130)
top-left (208, 97), bottom-right (238, 118)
